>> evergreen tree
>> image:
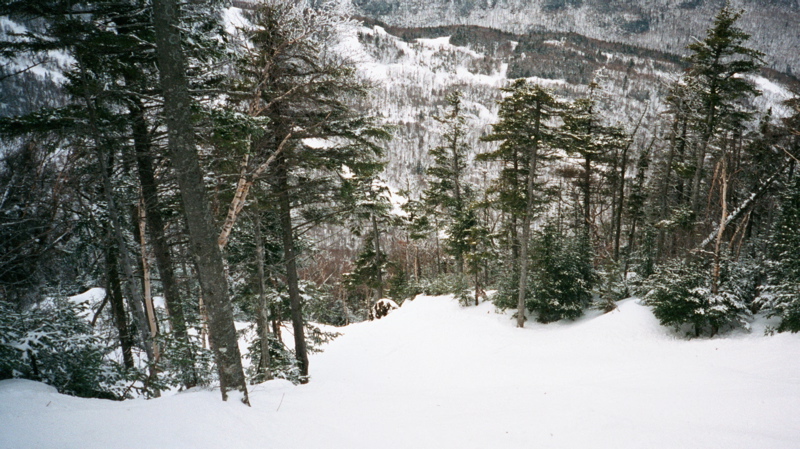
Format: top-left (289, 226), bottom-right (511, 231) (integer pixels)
top-left (527, 223), bottom-right (593, 323)
top-left (644, 258), bottom-right (750, 337)
top-left (399, 194), bottom-right (435, 281)
top-left (763, 172), bottom-right (800, 332)
top-left (343, 175), bottom-right (394, 307)
top-left (424, 90), bottom-right (474, 275)
top-left (479, 79), bottom-right (560, 326)
top-left (558, 86), bottom-right (627, 242)
top-left (682, 4), bottom-right (763, 219)
top-left (230, 0), bottom-right (387, 382)
top-left (0, 0), bottom-right (167, 387)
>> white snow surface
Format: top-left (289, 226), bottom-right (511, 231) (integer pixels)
top-left (2, 295), bottom-right (800, 448)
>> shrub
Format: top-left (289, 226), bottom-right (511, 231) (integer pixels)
top-left (527, 227), bottom-right (593, 323)
top-left (644, 259), bottom-right (750, 337)
top-left (0, 298), bottom-right (125, 398)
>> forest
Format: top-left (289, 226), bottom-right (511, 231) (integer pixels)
top-left (0, 0), bottom-right (798, 406)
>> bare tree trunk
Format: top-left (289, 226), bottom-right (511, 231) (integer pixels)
top-left (697, 168), bottom-right (783, 250)
top-left (613, 129), bottom-right (639, 261)
top-left (137, 200), bottom-right (161, 397)
top-left (712, 156), bottom-right (728, 295)
top-left (96, 148), bottom-right (154, 367)
top-left (218, 139), bottom-right (287, 250)
top-left (130, 103), bottom-right (189, 336)
top-left (152, 0), bottom-right (248, 403)
top-left (129, 101), bottom-right (197, 388)
top-left (137, 198), bottom-right (160, 361)
top-left (76, 56), bottom-right (154, 371)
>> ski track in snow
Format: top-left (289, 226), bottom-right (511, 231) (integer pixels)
top-left (2, 295), bottom-right (799, 448)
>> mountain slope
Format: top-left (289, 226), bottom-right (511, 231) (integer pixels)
top-left (2, 295), bottom-right (799, 448)
top-left (353, 0), bottom-right (800, 75)
top-left (343, 20), bottom-right (795, 195)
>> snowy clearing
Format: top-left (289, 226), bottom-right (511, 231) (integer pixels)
top-left (2, 295), bottom-right (799, 448)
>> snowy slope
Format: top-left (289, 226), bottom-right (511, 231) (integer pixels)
top-left (2, 295), bottom-right (799, 449)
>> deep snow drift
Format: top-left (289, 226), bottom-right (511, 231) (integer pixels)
top-left (2, 295), bottom-right (799, 448)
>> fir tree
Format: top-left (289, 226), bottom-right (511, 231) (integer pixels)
top-left (644, 257), bottom-right (750, 337)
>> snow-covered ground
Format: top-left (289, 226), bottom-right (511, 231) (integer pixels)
top-left (2, 295), bottom-right (799, 448)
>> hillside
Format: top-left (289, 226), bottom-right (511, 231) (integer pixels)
top-left (2, 294), bottom-right (798, 448)
top-left (353, 0), bottom-right (800, 75)
top-left (342, 19), bottom-right (795, 194)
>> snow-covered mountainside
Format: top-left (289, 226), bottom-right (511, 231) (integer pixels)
top-left (352, 0), bottom-right (800, 75)
top-left (343, 20), bottom-right (794, 193)
top-left (2, 294), bottom-right (798, 448)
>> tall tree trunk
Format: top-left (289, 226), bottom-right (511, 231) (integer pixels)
top-left (451, 107), bottom-right (464, 275)
top-left (252, 204), bottom-right (273, 381)
top-left (275, 156), bottom-right (309, 383)
top-left (691, 94), bottom-right (719, 233)
top-left (712, 154), bottom-right (728, 295)
top-left (372, 214), bottom-right (384, 300)
top-left (136, 199), bottom-right (160, 360)
top-left (151, 0), bottom-right (248, 403)
top-left (613, 146), bottom-right (629, 261)
top-left (517, 103), bottom-right (540, 328)
top-left (657, 134), bottom-right (677, 260)
top-left (612, 112), bottom-right (644, 261)
top-left (583, 152), bottom-right (593, 240)
top-left (76, 56), bottom-right (154, 369)
top-left (106, 242), bottom-right (134, 369)
top-left (129, 102), bottom-right (191, 341)
top-left (97, 146), bottom-right (154, 367)
top-left (129, 100), bottom-right (196, 388)
top-left (136, 200), bottom-right (162, 397)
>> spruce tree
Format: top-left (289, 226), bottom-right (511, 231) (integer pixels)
top-left (424, 90), bottom-right (474, 275)
top-left (528, 223), bottom-right (593, 323)
top-left (343, 175), bottom-right (393, 307)
top-left (683, 4), bottom-right (763, 219)
top-left (558, 87), bottom-right (627, 243)
top-left (764, 177), bottom-right (800, 332)
top-left (230, 0), bottom-right (387, 382)
top-left (479, 79), bottom-right (560, 326)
